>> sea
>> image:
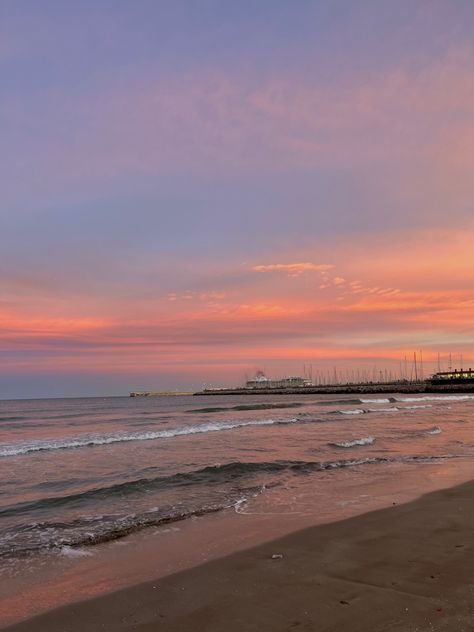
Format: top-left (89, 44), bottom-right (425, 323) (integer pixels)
top-left (1, 392), bottom-right (474, 626)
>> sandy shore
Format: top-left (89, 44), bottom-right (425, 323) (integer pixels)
top-left (5, 480), bottom-right (474, 632)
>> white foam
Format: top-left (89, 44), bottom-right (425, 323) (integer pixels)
top-left (395, 395), bottom-right (474, 403)
top-left (332, 436), bottom-right (375, 448)
top-left (234, 497), bottom-right (248, 514)
top-left (59, 546), bottom-right (93, 558)
top-left (327, 457), bottom-right (381, 467)
top-left (0, 417), bottom-right (299, 457)
top-left (339, 406), bottom-right (399, 415)
top-left (360, 398), bottom-right (391, 404)
top-left (427, 426), bottom-right (442, 435)
top-left (403, 404), bottom-right (433, 410)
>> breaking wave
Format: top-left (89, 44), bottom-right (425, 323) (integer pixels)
top-left (188, 402), bottom-right (304, 413)
top-left (330, 436), bottom-right (375, 448)
top-left (0, 458), bottom-right (402, 520)
top-left (321, 395), bottom-right (473, 407)
top-left (399, 426), bottom-right (443, 440)
top-left (395, 395), bottom-right (474, 403)
top-left (426, 426), bottom-right (442, 435)
top-left (338, 407), bottom-right (399, 415)
top-left (0, 417), bottom-right (301, 458)
top-left (403, 404), bottom-right (433, 410)
top-left (337, 403), bottom-right (432, 415)
top-left (0, 454), bottom-right (456, 559)
top-left (0, 503), bottom-right (233, 559)
top-left (13, 453), bottom-right (455, 522)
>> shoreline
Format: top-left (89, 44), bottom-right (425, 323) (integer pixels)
top-left (5, 478), bottom-right (474, 631)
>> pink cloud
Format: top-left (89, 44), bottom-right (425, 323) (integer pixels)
top-left (5, 42), bottom-right (474, 215)
top-left (253, 262), bottom-right (333, 276)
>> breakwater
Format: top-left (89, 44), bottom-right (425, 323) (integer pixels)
top-left (194, 381), bottom-right (474, 396)
top-left (130, 391), bottom-right (194, 397)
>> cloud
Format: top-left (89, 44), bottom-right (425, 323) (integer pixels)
top-left (2, 37), bottom-right (474, 389)
top-left (167, 291), bottom-right (227, 302)
top-left (253, 262), bottom-right (333, 276)
top-left (317, 273), bottom-right (399, 297)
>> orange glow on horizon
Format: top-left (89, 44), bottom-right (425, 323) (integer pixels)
top-left (1, 225), bottom-right (474, 382)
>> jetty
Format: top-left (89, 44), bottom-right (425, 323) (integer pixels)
top-left (130, 368), bottom-right (474, 398)
top-left (129, 390), bottom-right (194, 397)
top-left (193, 368), bottom-right (474, 397)
top-left (193, 382), bottom-right (474, 396)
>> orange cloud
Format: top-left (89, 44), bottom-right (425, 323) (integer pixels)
top-left (2, 224), bottom-right (474, 383)
top-left (253, 262), bottom-right (333, 276)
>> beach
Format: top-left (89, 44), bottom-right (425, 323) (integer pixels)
top-left (5, 479), bottom-right (474, 631)
top-left (4, 2), bottom-right (474, 629)
top-left (2, 393), bottom-right (474, 629)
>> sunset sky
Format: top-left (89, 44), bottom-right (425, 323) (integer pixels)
top-left (2, 1), bottom-right (474, 397)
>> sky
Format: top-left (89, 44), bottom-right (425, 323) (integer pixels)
top-left (1, 0), bottom-right (474, 398)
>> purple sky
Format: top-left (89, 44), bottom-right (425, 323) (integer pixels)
top-left (1, 1), bottom-right (474, 397)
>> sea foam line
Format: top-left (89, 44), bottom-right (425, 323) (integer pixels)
top-left (0, 453), bottom-right (457, 558)
top-left (330, 436), bottom-right (375, 448)
top-left (395, 395), bottom-right (474, 403)
top-left (0, 454), bottom-right (447, 521)
top-left (0, 417), bottom-right (299, 458)
top-left (339, 403), bottom-right (432, 415)
top-left (339, 407), bottom-right (400, 415)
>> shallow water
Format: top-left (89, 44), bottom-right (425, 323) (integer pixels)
top-left (1, 392), bottom-right (473, 563)
top-left (1, 392), bottom-right (474, 626)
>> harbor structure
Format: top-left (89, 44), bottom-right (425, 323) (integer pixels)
top-left (429, 368), bottom-right (474, 384)
top-left (129, 356), bottom-right (474, 397)
top-left (245, 371), bottom-right (313, 389)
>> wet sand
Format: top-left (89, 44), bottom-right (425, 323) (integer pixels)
top-left (5, 480), bottom-right (474, 631)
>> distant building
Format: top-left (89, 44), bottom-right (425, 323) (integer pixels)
top-left (430, 368), bottom-right (474, 384)
top-left (245, 372), bottom-right (313, 389)
top-left (245, 371), bottom-right (271, 388)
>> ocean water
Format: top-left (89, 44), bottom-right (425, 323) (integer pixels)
top-left (1, 391), bottom-right (474, 575)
